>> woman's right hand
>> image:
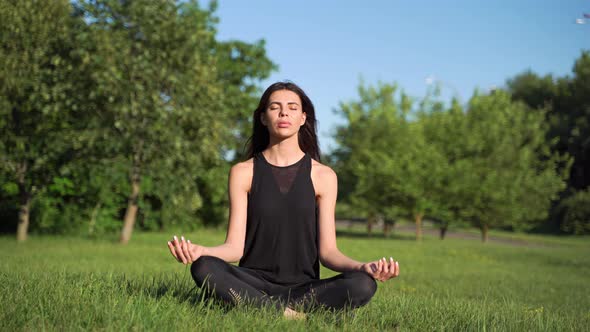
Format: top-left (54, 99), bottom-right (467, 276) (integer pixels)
top-left (361, 257), bottom-right (399, 282)
top-left (167, 235), bottom-right (205, 265)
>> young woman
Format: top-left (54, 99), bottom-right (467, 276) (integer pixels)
top-left (167, 81), bottom-right (399, 318)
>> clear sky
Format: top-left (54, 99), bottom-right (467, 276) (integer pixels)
top-left (212, 0), bottom-right (590, 153)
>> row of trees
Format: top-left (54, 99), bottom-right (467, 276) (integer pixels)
top-left (0, 0), bottom-right (275, 242)
top-left (507, 54), bottom-right (590, 235)
top-left (1, 1), bottom-right (588, 242)
top-left (331, 66), bottom-right (589, 240)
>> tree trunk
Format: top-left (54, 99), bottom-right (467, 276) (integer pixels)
top-left (440, 224), bottom-right (448, 240)
top-left (415, 213), bottom-right (423, 241)
top-left (16, 192), bottom-right (31, 243)
top-left (120, 173), bottom-right (141, 244)
top-left (89, 202), bottom-right (101, 236)
top-left (16, 162), bottom-right (30, 242)
top-left (383, 222), bottom-right (391, 238)
top-left (481, 224), bottom-right (489, 243)
top-left (367, 216), bottom-right (374, 236)
top-left (120, 140), bottom-right (143, 244)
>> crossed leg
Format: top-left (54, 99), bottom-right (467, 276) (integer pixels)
top-left (191, 256), bottom-right (377, 313)
top-left (284, 271), bottom-right (377, 311)
top-left (191, 256), bottom-right (283, 310)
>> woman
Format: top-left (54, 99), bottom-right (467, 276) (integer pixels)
top-left (167, 81), bottom-right (399, 318)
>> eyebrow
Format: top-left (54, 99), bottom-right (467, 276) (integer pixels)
top-left (269, 101), bottom-right (300, 106)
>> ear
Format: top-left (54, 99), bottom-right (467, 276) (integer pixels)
top-left (300, 112), bottom-right (307, 126)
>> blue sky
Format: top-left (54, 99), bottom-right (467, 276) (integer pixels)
top-left (212, 0), bottom-right (590, 153)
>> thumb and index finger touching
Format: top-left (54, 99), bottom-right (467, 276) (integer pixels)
top-left (167, 235), bottom-right (191, 264)
top-left (366, 257), bottom-right (400, 281)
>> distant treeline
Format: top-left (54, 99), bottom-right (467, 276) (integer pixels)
top-left (331, 54), bottom-right (590, 240)
top-left (1, 1), bottom-right (588, 242)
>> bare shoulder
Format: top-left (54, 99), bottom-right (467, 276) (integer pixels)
top-left (310, 158), bottom-right (337, 197)
top-left (230, 158), bottom-right (254, 192)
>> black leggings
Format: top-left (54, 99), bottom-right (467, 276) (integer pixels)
top-left (190, 256), bottom-right (377, 312)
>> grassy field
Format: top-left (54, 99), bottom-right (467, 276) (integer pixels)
top-left (1, 228), bottom-right (589, 331)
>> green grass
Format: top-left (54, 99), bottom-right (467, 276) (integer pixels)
top-left (1, 228), bottom-right (589, 331)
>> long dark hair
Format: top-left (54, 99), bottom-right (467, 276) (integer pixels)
top-left (245, 81), bottom-right (321, 162)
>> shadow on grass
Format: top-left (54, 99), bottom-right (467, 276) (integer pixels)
top-left (336, 229), bottom-right (416, 241)
top-left (100, 271), bottom-right (386, 323)
top-left (114, 270), bottom-right (222, 308)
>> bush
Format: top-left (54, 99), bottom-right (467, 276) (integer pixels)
top-left (558, 189), bottom-right (590, 235)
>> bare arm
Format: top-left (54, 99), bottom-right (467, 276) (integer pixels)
top-left (314, 164), bottom-right (400, 282)
top-left (201, 162), bottom-right (250, 262)
top-left (168, 161), bottom-right (251, 264)
top-left (315, 166), bottom-right (364, 272)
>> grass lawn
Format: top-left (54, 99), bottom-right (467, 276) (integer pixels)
top-left (1, 228), bottom-right (588, 331)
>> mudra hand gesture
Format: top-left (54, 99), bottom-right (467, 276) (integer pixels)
top-left (361, 257), bottom-right (400, 282)
top-left (167, 235), bottom-right (204, 265)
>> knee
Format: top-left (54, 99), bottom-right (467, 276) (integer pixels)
top-left (346, 271), bottom-right (377, 305)
top-left (190, 256), bottom-right (223, 285)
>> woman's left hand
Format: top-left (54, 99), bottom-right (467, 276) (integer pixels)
top-left (167, 235), bottom-right (204, 265)
top-left (361, 257), bottom-right (399, 282)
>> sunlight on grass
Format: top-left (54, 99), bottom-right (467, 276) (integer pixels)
top-left (1, 229), bottom-right (589, 331)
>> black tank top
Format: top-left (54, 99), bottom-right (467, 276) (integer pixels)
top-left (238, 152), bottom-right (319, 285)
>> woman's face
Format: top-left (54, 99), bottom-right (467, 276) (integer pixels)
top-left (261, 89), bottom-right (307, 139)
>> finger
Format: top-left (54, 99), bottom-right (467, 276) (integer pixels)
top-left (181, 236), bottom-right (192, 264)
top-left (382, 257), bottom-right (389, 275)
top-left (167, 241), bottom-right (181, 262)
top-left (394, 261), bottom-right (400, 277)
top-left (375, 258), bottom-right (383, 281)
top-left (377, 259), bottom-right (384, 281)
top-left (171, 237), bottom-right (183, 263)
top-left (173, 235), bottom-right (187, 264)
top-left (381, 257), bottom-right (389, 281)
top-left (388, 257), bottom-right (396, 278)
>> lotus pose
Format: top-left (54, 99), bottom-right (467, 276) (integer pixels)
top-left (167, 81), bottom-right (399, 318)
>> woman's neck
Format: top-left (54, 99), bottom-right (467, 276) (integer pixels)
top-left (263, 137), bottom-right (304, 167)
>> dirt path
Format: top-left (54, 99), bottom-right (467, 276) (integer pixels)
top-left (336, 220), bottom-right (551, 247)
top-left (394, 224), bottom-right (543, 246)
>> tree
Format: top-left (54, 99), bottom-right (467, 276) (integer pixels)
top-left (333, 81), bottom-right (447, 240)
top-left (419, 95), bottom-right (470, 239)
top-left (507, 57), bottom-right (589, 192)
top-left (0, 0), bottom-right (83, 241)
top-left (77, 0), bottom-right (275, 243)
top-left (507, 52), bottom-right (590, 233)
top-left (556, 189), bottom-right (590, 235)
top-left (457, 91), bottom-right (569, 241)
top-left (214, 39), bottom-right (277, 162)
top-left (76, 0), bottom-right (225, 243)
top-left (332, 82), bottom-right (569, 242)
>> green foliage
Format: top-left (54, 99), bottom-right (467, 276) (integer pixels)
top-left (77, 0), bottom-right (226, 228)
top-left (333, 82), bottom-right (426, 221)
top-left (0, 3), bottom-right (76, 184)
top-left (419, 97), bottom-right (469, 227)
top-left (333, 81), bottom-right (569, 238)
top-left (456, 91), bottom-right (569, 232)
top-left (508, 50), bottom-right (590, 232)
top-left (557, 189), bottom-right (590, 235)
top-left (214, 39), bottom-right (277, 161)
top-left (0, 0), bottom-right (275, 237)
top-left (0, 0), bottom-right (87, 240)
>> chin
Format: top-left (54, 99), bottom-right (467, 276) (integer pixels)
top-left (272, 130), bottom-right (298, 140)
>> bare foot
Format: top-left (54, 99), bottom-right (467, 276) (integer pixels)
top-left (283, 307), bottom-right (306, 320)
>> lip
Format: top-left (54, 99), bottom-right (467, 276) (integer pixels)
top-left (277, 121), bottom-right (291, 127)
